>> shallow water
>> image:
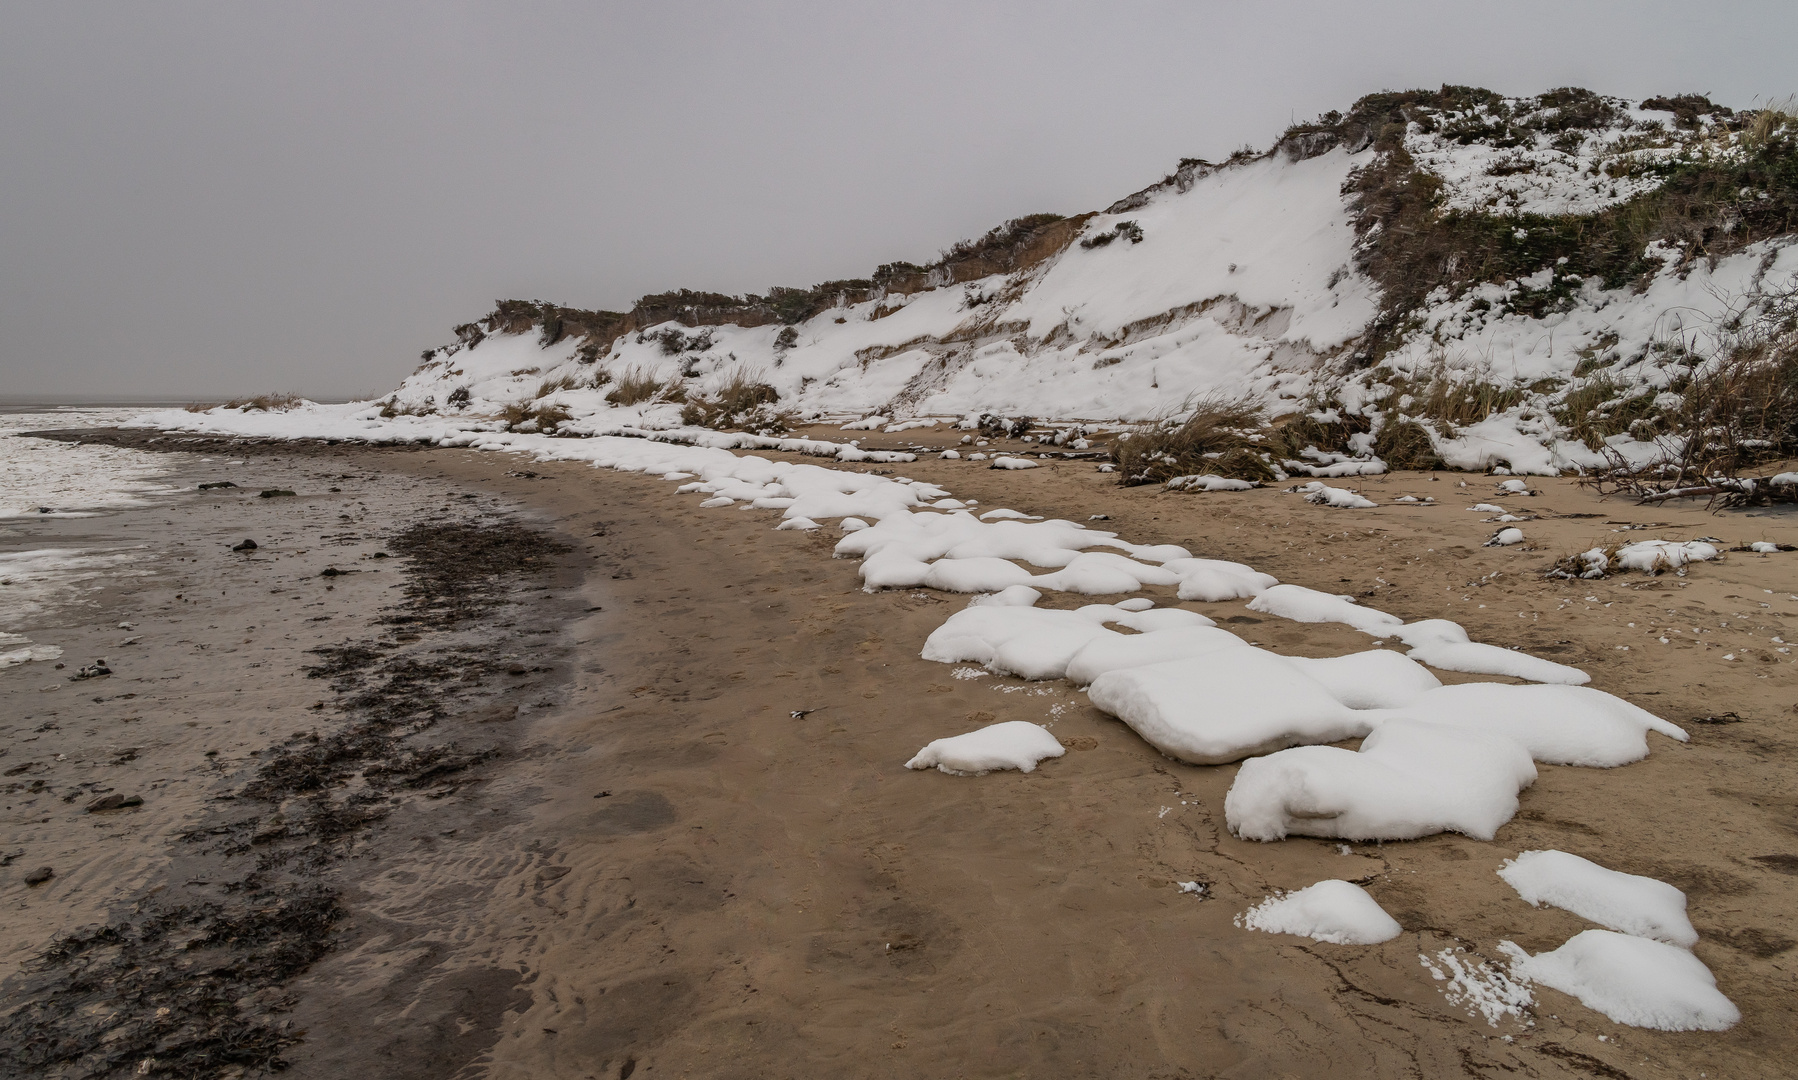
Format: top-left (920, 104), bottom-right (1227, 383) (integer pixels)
top-left (0, 408), bottom-right (173, 633)
top-left (0, 407), bottom-right (178, 519)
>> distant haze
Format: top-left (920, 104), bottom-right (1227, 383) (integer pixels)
top-left (4, 1), bottom-right (1794, 400)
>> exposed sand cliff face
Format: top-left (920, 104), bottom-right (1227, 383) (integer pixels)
top-left (8, 427), bottom-right (1793, 1077)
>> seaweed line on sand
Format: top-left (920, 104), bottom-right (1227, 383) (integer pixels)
top-left (0, 519), bottom-right (569, 1080)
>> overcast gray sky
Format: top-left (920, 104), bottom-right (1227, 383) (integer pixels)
top-left (4, 1), bottom-right (1795, 400)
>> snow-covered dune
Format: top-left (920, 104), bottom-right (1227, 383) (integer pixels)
top-left (144, 88), bottom-right (1798, 476)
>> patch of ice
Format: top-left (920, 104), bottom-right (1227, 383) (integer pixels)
top-left (905, 721), bottom-right (1067, 775)
top-left (1499, 851), bottom-right (1697, 946)
top-left (1236, 880), bottom-right (1402, 944)
top-left (0, 639), bottom-right (64, 668)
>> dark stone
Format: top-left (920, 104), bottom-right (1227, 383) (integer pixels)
top-left (233, 539), bottom-right (259, 551)
top-left (23, 866), bottom-right (53, 886)
top-left (198, 481), bottom-right (238, 490)
top-left (258, 489), bottom-right (297, 498)
top-left (69, 660), bottom-right (112, 681)
top-left (86, 793), bottom-right (144, 813)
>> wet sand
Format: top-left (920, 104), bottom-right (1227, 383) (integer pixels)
top-left (4, 429), bottom-right (1797, 1079)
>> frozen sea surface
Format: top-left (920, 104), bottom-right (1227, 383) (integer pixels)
top-left (0, 408), bottom-right (182, 519)
top-left (0, 408), bottom-right (178, 632)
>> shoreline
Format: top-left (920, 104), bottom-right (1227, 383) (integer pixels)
top-left (2, 427), bottom-right (1796, 1078)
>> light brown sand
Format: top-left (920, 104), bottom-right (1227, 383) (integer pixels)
top-left (7, 431), bottom-right (1797, 1079)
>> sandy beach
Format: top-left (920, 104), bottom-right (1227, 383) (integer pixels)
top-left (3, 424), bottom-right (1797, 1079)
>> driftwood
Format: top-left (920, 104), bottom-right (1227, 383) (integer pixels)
top-left (1578, 454), bottom-right (1797, 510)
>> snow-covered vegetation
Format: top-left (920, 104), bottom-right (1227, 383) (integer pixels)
top-left (217, 85), bottom-right (1789, 484)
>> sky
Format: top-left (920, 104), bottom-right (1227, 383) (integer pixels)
top-left (3, 1), bottom-right (1795, 401)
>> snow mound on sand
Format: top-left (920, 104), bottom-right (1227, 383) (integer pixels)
top-left (1499, 851), bottom-right (1697, 947)
top-left (1613, 539), bottom-right (1719, 572)
top-left (1369, 683), bottom-right (1683, 766)
top-left (1394, 620), bottom-right (1590, 685)
top-left (1295, 481), bottom-right (1376, 508)
top-left (1166, 474), bottom-right (1257, 492)
top-left (905, 720), bottom-right (1066, 775)
top-left (922, 599), bottom-right (1217, 681)
top-left (1163, 557), bottom-right (1278, 601)
top-left (1087, 649), bottom-right (1365, 764)
top-left (1063, 625), bottom-right (1249, 685)
top-left (1248, 584), bottom-right (1402, 634)
top-left (1502, 931), bottom-right (1738, 1031)
top-left (838, 511), bottom-right (1189, 592)
top-left (1284, 650), bottom-right (1442, 710)
top-left (989, 456), bottom-right (1038, 470)
top-left (1236, 880), bottom-right (1402, 944)
top-left (1225, 718), bottom-right (1537, 841)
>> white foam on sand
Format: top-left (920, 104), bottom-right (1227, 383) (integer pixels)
top-left (1236, 880), bottom-right (1402, 944)
top-left (1501, 931), bottom-right (1738, 1031)
top-left (905, 720), bottom-right (1066, 775)
top-left (1499, 850), bottom-right (1697, 946)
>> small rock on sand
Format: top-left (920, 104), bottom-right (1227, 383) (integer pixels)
top-left (86, 794), bottom-right (144, 813)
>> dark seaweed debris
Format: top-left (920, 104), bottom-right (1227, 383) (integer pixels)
top-left (0, 518), bottom-right (570, 1079)
top-left (0, 889), bottom-right (340, 1079)
top-left (385, 520), bottom-right (569, 629)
